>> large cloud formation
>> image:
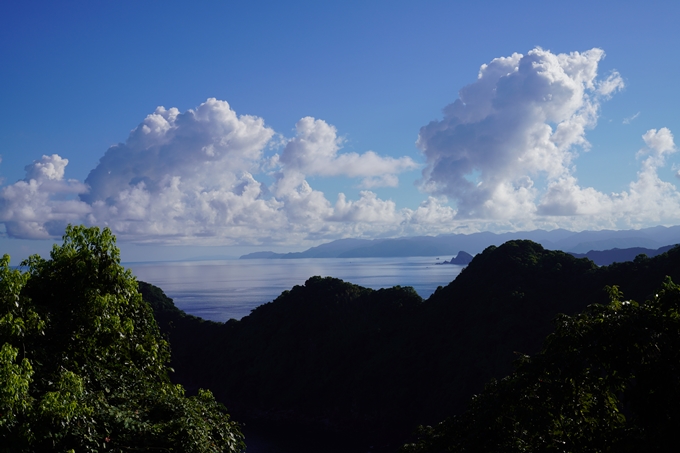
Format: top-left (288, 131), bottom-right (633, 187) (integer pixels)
top-left (0, 98), bottom-right (424, 244)
top-left (0, 155), bottom-right (89, 239)
top-left (2, 48), bottom-right (680, 244)
top-left (416, 47), bottom-right (680, 230)
top-left (79, 99), bottom-right (283, 242)
top-left (418, 47), bottom-right (624, 220)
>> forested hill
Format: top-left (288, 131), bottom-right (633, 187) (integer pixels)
top-left (140, 240), bottom-right (680, 448)
top-left (569, 243), bottom-right (676, 265)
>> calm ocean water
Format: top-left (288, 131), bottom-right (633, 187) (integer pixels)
top-left (129, 256), bottom-right (463, 452)
top-left (128, 256), bottom-right (464, 322)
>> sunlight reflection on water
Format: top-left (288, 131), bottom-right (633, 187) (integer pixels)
top-left (129, 256), bottom-right (463, 322)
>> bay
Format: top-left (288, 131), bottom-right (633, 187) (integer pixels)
top-left (129, 256), bottom-right (463, 322)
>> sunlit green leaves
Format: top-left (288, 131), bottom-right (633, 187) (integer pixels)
top-left (0, 225), bottom-right (244, 452)
top-left (0, 344), bottom-right (33, 429)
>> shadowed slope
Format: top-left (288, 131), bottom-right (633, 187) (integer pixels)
top-left (142, 241), bottom-right (680, 445)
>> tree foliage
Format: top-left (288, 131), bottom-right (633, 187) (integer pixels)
top-left (146, 240), bottom-right (680, 447)
top-left (0, 225), bottom-right (244, 452)
top-left (403, 279), bottom-right (680, 452)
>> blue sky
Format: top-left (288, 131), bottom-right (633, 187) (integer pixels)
top-left (2, 1), bottom-right (680, 262)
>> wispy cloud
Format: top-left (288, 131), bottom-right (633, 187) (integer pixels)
top-left (623, 112), bottom-right (641, 124)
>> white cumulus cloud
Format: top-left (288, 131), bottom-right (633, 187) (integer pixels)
top-left (0, 99), bottom-right (421, 244)
top-left (82, 98), bottom-right (275, 206)
top-left (3, 49), bottom-right (680, 245)
top-left (417, 47), bottom-right (624, 220)
top-left (0, 155), bottom-right (90, 239)
top-left (76, 98), bottom-right (287, 243)
top-left (536, 128), bottom-right (680, 229)
top-left (274, 117), bottom-right (417, 193)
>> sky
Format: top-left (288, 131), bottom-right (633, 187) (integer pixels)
top-left (2, 0), bottom-right (680, 262)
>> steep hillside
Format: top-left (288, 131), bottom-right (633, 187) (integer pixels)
top-left (142, 241), bottom-right (680, 445)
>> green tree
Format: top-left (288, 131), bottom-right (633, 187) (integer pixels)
top-left (403, 279), bottom-right (680, 453)
top-left (0, 225), bottom-right (244, 452)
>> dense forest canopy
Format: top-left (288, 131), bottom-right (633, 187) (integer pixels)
top-left (0, 225), bottom-right (244, 452)
top-left (4, 225), bottom-right (680, 452)
top-left (144, 239), bottom-right (680, 451)
top-left (403, 279), bottom-right (680, 452)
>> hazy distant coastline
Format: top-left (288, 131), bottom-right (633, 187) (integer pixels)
top-left (240, 225), bottom-right (680, 260)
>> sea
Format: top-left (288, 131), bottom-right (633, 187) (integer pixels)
top-left (128, 256), bottom-right (464, 322)
top-left (127, 256), bottom-right (464, 452)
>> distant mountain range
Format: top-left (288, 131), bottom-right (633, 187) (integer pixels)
top-left (240, 225), bottom-right (680, 260)
top-left (567, 244), bottom-right (677, 266)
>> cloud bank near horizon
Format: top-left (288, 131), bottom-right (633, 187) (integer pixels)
top-left (0, 99), bottom-right (426, 243)
top-left (1, 47), bottom-right (679, 245)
